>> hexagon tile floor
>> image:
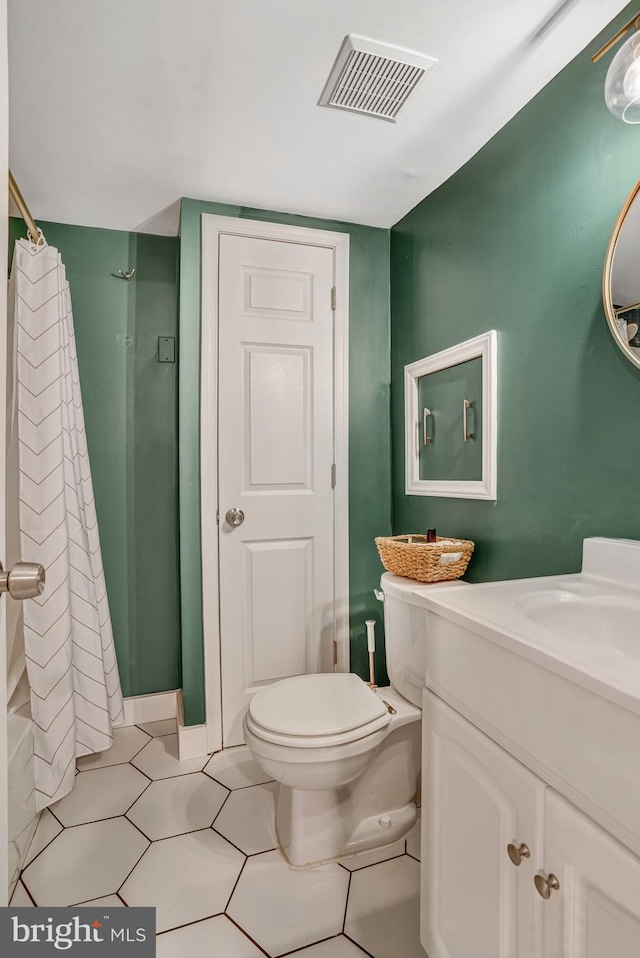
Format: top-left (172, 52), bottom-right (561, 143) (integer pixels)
top-left (13, 721), bottom-right (426, 958)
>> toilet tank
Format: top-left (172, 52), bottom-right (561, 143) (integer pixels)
top-left (380, 572), bottom-right (466, 708)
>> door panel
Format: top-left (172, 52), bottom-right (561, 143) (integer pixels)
top-left (243, 266), bottom-right (312, 318)
top-left (422, 693), bottom-right (544, 958)
top-left (243, 537), bottom-right (312, 683)
top-left (543, 791), bottom-right (640, 958)
top-left (218, 233), bottom-right (335, 745)
top-left (243, 345), bottom-right (311, 489)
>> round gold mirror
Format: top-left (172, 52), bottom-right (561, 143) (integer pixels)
top-left (604, 179), bottom-right (640, 370)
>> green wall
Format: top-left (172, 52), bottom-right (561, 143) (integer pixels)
top-left (9, 218), bottom-right (181, 697)
top-left (390, 4), bottom-right (640, 582)
top-left (178, 199), bottom-right (391, 725)
top-left (9, 1), bottom-right (635, 722)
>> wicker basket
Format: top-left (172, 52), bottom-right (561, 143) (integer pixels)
top-left (375, 534), bottom-right (475, 583)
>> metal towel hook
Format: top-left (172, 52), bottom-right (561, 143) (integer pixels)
top-left (114, 268), bottom-right (136, 281)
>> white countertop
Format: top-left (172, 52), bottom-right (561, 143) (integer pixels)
top-left (412, 568), bottom-right (640, 717)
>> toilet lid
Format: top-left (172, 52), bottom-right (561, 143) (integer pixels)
top-left (248, 673), bottom-right (388, 738)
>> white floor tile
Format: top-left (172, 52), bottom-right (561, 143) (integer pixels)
top-left (120, 829), bottom-right (245, 933)
top-left (137, 719), bottom-right (177, 738)
top-left (345, 856), bottom-right (426, 958)
top-left (24, 809), bottom-right (62, 867)
top-left (406, 810), bottom-right (421, 861)
top-left (126, 773), bottom-right (228, 840)
top-left (16, 737), bottom-right (422, 958)
top-left (76, 896), bottom-right (124, 908)
top-left (156, 915), bottom-right (264, 958)
top-left (291, 936), bottom-right (369, 957)
top-left (214, 782), bottom-right (278, 855)
top-left (52, 765), bottom-right (149, 826)
top-left (204, 746), bottom-right (273, 789)
top-left (22, 818), bottom-right (149, 907)
top-left (227, 850), bottom-right (349, 957)
top-left (339, 838), bottom-right (406, 871)
top-left (77, 726), bottom-right (151, 771)
top-left (10, 881), bottom-right (34, 907)
top-left (131, 734), bottom-right (208, 780)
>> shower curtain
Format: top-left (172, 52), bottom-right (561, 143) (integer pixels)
top-left (11, 237), bottom-right (124, 810)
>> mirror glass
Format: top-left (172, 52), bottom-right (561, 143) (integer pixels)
top-left (605, 180), bottom-right (640, 369)
top-left (417, 358), bottom-right (483, 482)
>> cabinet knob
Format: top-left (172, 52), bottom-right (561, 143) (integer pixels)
top-left (534, 872), bottom-right (560, 900)
top-left (507, 842), bottom-right (531, 866)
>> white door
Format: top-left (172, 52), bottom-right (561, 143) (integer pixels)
top-left (0, 0), bottom-right (9, 907)
top-left (422, 693), bottom-right (545, 958)
top-left (542, 791), bottom-right (640, 958)
top-left (217, 232), bottom-right (336, 746)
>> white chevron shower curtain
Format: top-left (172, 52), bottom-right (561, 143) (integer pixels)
top-left (11, 237), bottom-right (124, 810)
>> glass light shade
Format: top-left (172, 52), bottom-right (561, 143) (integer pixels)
top-left (605, 30), bottom-right (640, 123)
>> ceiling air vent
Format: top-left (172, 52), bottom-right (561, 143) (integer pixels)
top-left (319, 35), bottom-right (437, 122)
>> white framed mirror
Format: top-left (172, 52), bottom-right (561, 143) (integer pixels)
top-left (404, 330), bottom-right (497, 500)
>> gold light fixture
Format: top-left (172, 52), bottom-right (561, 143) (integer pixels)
top-left (593, 12), bottom-right (640, 123)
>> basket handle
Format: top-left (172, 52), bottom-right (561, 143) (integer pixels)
top-left (440, 552), bottom-right (463, 565)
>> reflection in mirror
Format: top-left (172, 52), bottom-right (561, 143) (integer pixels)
top-left (605, 179), bottom-right (640, 369)
top-left (417, 358), bottom-right (483, 482)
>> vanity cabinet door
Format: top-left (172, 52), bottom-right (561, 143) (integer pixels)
top-left (422, 693), bottom-right (545, 958)
top-left (542, 791), bottom-right (640, 958)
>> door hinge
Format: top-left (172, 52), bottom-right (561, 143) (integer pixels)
top-left (216, 510), bottom-right (220, 525)
top-left (331, 286), bottom-right (337, 311)
top-left (333, 639), bottom-right (338, 670)
top-left (331, 463), bottom-right (336, 488)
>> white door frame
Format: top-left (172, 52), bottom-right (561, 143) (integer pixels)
top-left (200, 214), bottom-right (350, 754)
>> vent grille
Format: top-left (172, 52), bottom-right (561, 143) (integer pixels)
top-left (319, 36), bottom-right (437, 122)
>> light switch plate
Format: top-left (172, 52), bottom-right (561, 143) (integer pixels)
top-left (158, 337), bottom-right (175, 363)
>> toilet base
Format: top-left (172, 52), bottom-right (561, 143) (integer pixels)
top-left (276, 783), bottom-right (417, 867)
top-left (343, 802), bottom-right (417, 856)
top-left (273, 698), bottom-right (421, 867)
top-left (243, 685), bottom-right (422, 868)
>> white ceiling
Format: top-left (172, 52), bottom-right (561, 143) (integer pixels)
top-left (7, 0), bottom-right (628, 235)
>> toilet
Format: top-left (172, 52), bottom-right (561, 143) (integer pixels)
top-left (243, 571), bottom-right (466, 867)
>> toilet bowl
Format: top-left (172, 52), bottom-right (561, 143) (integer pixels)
top-left (243, 572), bottom-right (466, 867)
top-left (244, 672), bottom-right (392, 791)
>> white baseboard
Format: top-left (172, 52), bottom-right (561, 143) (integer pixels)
top-left (177, 722), bottom-right (209, 761)
top-left (176, 691), bottom-right (210, 760)
top-left (122, 691), bottom-right (179, 727)
top-left (122, 690), bottom-right (210, 760)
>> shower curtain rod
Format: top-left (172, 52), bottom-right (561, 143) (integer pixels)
top-left (8, 170), bottom-right (44, 245)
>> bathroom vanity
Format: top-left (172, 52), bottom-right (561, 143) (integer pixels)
top-left (415, 537), bottom-right (640, 958)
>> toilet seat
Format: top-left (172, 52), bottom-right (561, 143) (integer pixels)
top-left (246, 673), bottom-right (391, 748)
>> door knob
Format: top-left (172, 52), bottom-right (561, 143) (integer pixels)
top-left (225, 508), bottom-right (245, 527)
top-left (507, 842), bottom-right (531, 866)
top-left (534, 872), bottom-right (560, 900)
top-left (0, 561), bottom-right (46, 599)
